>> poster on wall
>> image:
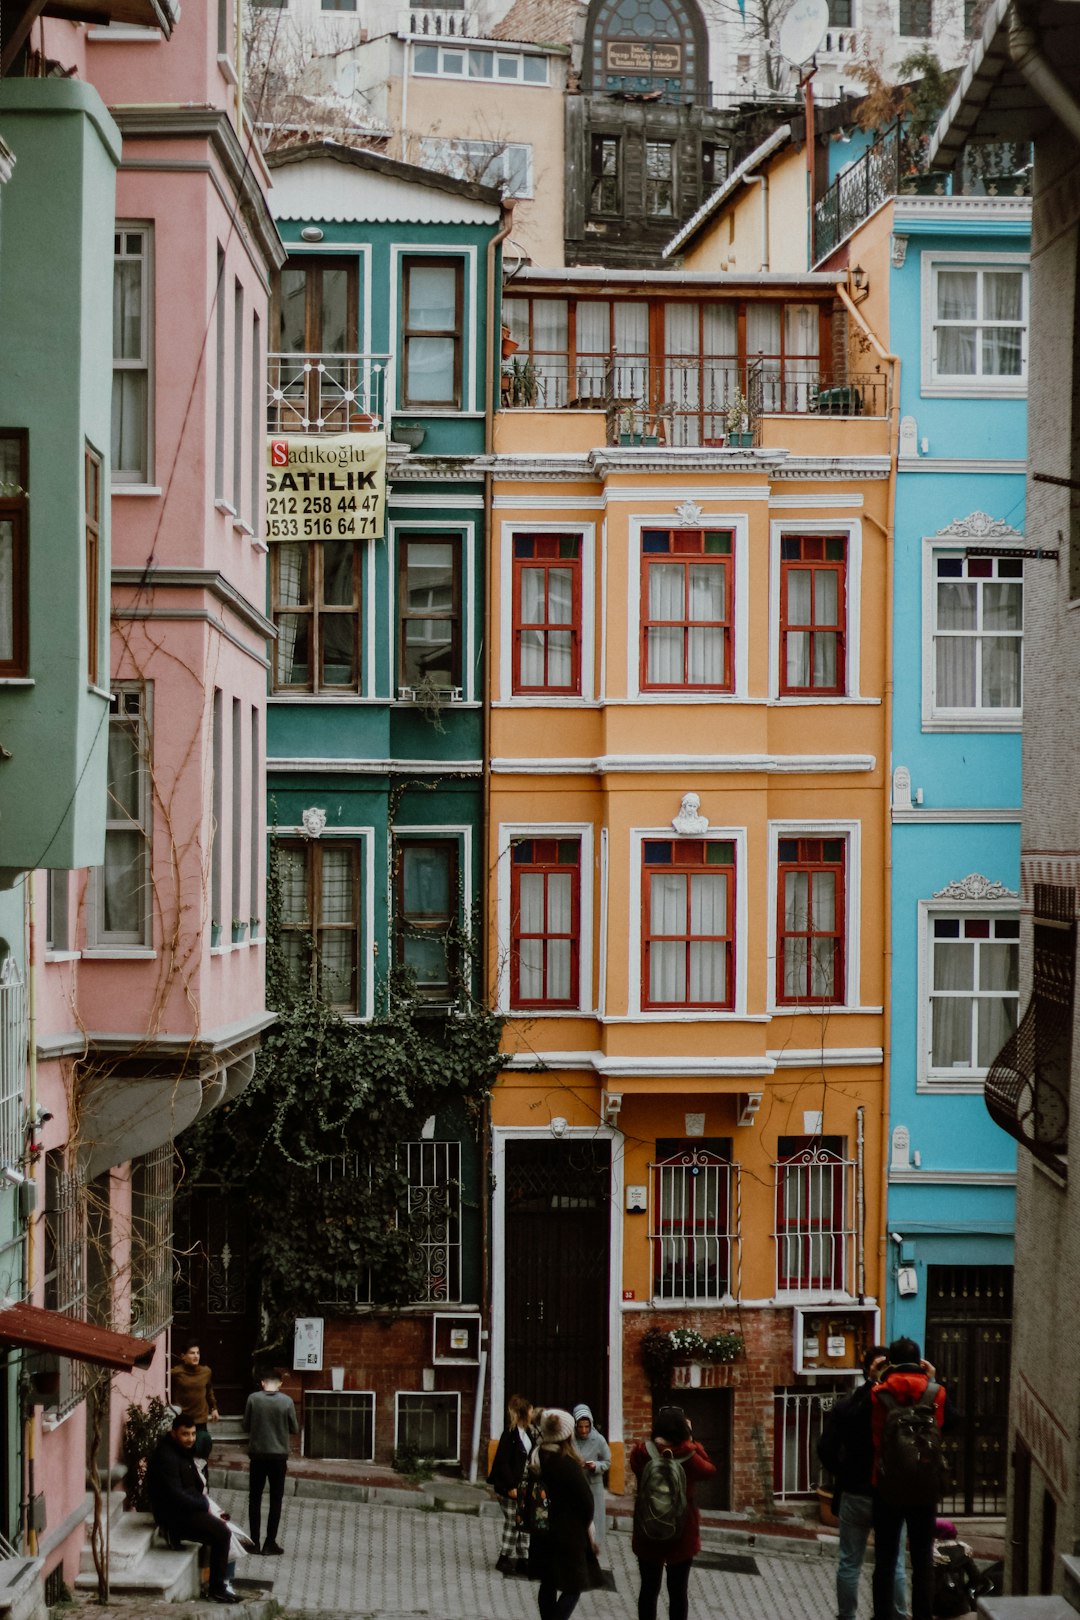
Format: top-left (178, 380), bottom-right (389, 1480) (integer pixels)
top-left (293, 1316), bottom-right (325, 1371)
top-left (266, 433), bottom-right (386, 542)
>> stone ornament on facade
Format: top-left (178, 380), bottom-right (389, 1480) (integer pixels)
top-left (892, 765), bottom-right (913, 811)
top-left (675, 499), bottom-right (704, 527)
top-left (935, 511), bottom-right (1023, 540)
top-left (933, 873), bottom-right (1018, 901)
top-left (301, 806), bottom-right (327, 838)
top-left (891, 233), bottom-right (909, 267)
top-left (672, 792), bottom-right (709, 834)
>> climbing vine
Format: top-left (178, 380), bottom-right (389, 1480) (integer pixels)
top-left (179, 839), bottom-right (505, 1348)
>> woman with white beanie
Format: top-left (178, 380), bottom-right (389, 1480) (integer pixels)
top-left (526, 1408), bottom-right (595, 1620)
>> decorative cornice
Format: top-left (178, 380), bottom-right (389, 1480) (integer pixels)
top-left (935, 510), bottom-right (1023, 540)
top-left (492, 753), bottom-right (876, 775)
top-left (932, 872), bottom-right (1019, 900)
top-left (110, 106), bottom-right (284, 273)
top-left (111, 567), bottom-right (275, 639)
top-left (36, 1010), bottom-right (276, 1066)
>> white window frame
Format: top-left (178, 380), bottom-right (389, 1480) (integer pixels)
top-left (628, 826), bottom-right (749, 1020)
top-left (920, 251), bottom-right (1029, 398)
top-left (112, 224), bottom-right (154, 486)
top-left (766, 820), bottom-right (862, 1015)
top-left (392, 825), bottom-right (472, 1005)
top-left (626, 512), bottom-right (750, 702)
top-left (389, 520), bottom-right (477, 700)
top-left (499, 522), bottom-right (596, 705)
top-left (409, 41), bottom-right (549, 85)
top-left (921, 537), bottom-right (1023, 732)
top-left (418, 137), bottom-right (534, 199)
top-left (388, 246), bottom-right (479, 417)
top-left (917, 897), bottom-right (1021, 1092)
top-left (86, 684), bottom-right (154, 955)
top-left (496, 822), bottom-right (594, 1015)
top-left (769, 520), bottom-right (863, 702)
top-left (394, 1390), bottom-right (462, 1464)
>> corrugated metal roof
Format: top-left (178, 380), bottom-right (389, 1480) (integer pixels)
top-left (0, 1301), bottom-right (156, 1371)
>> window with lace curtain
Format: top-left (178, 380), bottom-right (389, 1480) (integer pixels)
top-left (930, 551), bottom-right (1023, 720)
top-left (924, 256), bottom-right (1028, 393)
top-left (642, 837), bottom-right (735, 1010)
top-left (510, 837), bottom-right (580, 1009)
top-left (924, 910), bottom-right (1019, 1084)
top-left (780, 535), bottom-right (846, 696)
top-left (276, 837), bottom-right (361, 1011)
top-left (88, 686), bottom-right (153, 950)
top-left (776, 837), bottom-right (845, 1005)
top-left (271, 540), bottom-right (361, 692)
top-left (112, 227), bottom-right (152, 483)
top-left (640, 528), bottom-right (734, 691)
top-left (512, 534), bottom-right (582, 694)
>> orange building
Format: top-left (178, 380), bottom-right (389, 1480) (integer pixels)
top-left (487, 264), bottom-right (896, 1512)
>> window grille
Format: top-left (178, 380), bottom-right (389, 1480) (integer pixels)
top-left (395, 1392), bottom-right (460, 1462)
top-left (44, 1151), bottom-right (89, 1416)
top-left (0, 957), bottom-right (26, 1174)
top-left (304, 1390), bottom-right (375, 1460)
top-left (650, 1143), bottom-right (738, 1301)
top-left (774, 1138), bottom-right (856, 1293)
top-left (405, 1140), bottom-right (461, 1303)
top-left (130, 1144), bottom-right (173, 1339)
top-left (773, 1387), bottom-right (840, 1499)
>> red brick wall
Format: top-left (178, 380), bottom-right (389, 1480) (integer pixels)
top-left (289, 1315), bottom-right (479, 1467)
top-left (622, 1308), bottom-right (797, 1514)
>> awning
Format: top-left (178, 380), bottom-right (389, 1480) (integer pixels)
top-left (0, 1302), bottom-right (156, 1371)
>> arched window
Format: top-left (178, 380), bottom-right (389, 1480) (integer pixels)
top-left (583, 0), bottom-right (708, 101)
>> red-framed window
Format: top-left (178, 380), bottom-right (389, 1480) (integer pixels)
top-left (774, 1135), bottom-right (851, 1291)
top-left (643, 837), bottom-right (735, 1010)
top-left (641, 528), bottom-right (734, 691)
top-left (777, 836), bottom-right (845, 1005)
top-left (510, 837), bottom-right (580, 1008)
top-left (512, 534), bottom-right (582, 694)
top-left (780, 535), bottom-right (846, 695)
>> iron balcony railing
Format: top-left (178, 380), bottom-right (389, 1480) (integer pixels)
top-left (774, 1388), bottom-right (838, 1500)
top-left (773, 1146), bottom-right (858, 1296)
top-left (813, 124), bottom-right (903, 265)
top-left (504, 355), bottom-right (888, 443)
top-left (649, 1151), bottom-right (740, 1302)
top-left (268, 352), bottom-right (390, 436)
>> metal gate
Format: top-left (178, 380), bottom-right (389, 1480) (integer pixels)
top-left (172, 1185), bottom-right (260, 1414)
top-left (503, 1140), bottom-right (611, 1431)
top-left (924, 1263), bottom-right (1012, 1515)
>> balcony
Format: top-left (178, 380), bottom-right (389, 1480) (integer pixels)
top-left (267, 353), bottom-right (390, 436)
top-left (402, 5), bottom-right (478, 36)
top-left (501, 356), bottom-right (888, 448)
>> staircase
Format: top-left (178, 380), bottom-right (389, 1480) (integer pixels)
top-left (0, 1553), bottom-right (45, 1620)
top-left (980, 1554), bottom-right (1080, 1615)
top-left (74, 1499), bottom-right (201, 1602)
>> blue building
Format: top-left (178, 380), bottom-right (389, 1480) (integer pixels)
top-left (846, 183), bottom-right (1030, 1517)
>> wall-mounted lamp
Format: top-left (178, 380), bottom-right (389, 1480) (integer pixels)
top-left (300, 226), bottom-right (325, 243)
top-left (550, 1116), bottom-right (568, 1138)
top-left (851, 264), bottom-right (868, 295)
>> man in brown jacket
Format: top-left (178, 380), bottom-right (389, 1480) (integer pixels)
top-left (170, 1339), bottom-right (219, 1460)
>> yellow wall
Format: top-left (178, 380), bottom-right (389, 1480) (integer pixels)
top-left (678, 143), bottom-right (812, 276)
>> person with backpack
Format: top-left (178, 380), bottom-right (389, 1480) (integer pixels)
top-left (816, 1346), bottom-right (910, 1620)
top-left (870, 1337), bottom-right (954, 1620)
top-left (630, 1405), bottom-right (716, 1620)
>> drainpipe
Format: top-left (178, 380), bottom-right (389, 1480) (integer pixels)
top-left (1007, 8), bottom-right (1080, 146)
top-left (24, 880), bottom-right (38, 1556)
top-left (742, 173), bottom-right (769, 272)
top-left (836, 278), bottom-right (900, 1334)
top-left (479, 197), bottom-right (515, 1452)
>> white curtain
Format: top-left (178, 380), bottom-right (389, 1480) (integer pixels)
top-left (274, 544), bottom-right (307, 687)
top-left (689, 872), bottom-right (727, 1001)
top-left (702, 304), bottom-right (738, 441)
top-left (786, 569), bottom-right (839, 688)
top-left (747, 304), bottom-right (780, 411)
top-left (783, 304), bottom-right (819, 410)
top-left (319, 846), bottom-right (354, 1007)
top-left (546, 566), bottom-right (573, 687)
top-left (982, 270), bottom-right (1024, 375)
top-left (518, 567), bottom-right (546, 686)
top-left (518, 872), bottom-right (545, 998)
top-left (646, 564), bottom-right (684, 684)
top-left (577, 300), bottom-right (609, 399)
top-left (688, 563), bottom-right (725, 684)
top-left (649, 873), bottom-right (686, 1001)
top-left (545, 872), bottom-right (572, 1000)
top-left (532, 298), bottom-right (568, 406)
top-left (664, 303), bottom-right (699, 446)
top-left (102, 830), bottom-right (142, 934)
top-left (931, 936), bottom-right (974, 1067)
top-left (936, 269), bottom-right (977, 374)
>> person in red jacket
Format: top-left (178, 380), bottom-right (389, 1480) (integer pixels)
top-left (870, 1337), bottom-right (952, 1620)
top-left (630, 1405), bottom-right (716, 1620)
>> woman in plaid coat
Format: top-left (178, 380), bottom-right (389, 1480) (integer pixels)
top-left (488, 1392), bottom-right (535, 1575)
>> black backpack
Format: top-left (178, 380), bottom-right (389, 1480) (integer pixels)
top-left (932, 1544), bottom-right (978, 1619)
top-left (875, 1383), bottom-right (944, 1508)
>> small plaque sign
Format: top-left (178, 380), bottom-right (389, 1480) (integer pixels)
top-left (606, 39), bottom-right (682, 73)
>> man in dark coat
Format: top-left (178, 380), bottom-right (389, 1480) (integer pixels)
top-left (146, 1416), bottom-right (238, 1604)
top-left (630, 1405), bottom-right (716, 1620)
top-left (817, 1346), bottom-right (910, 1620)
top-left (871, 1336), bottom-right (954, 1620)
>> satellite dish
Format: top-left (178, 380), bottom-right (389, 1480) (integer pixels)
top-left (777, 0), bottom-right (829, 66)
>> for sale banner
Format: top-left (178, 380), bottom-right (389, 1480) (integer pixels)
top-left (266, 432), bottom-right (385, 542)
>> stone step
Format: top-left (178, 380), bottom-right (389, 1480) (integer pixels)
top-left (0, 1556), bottom-right (45, 1620)
top-left (77, 1510), bottom-right (156, 1575)
top-left (73, 1544), bottom-right (201, 1603)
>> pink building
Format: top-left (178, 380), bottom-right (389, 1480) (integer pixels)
top-left (3, 3), bottom-right (283, 1596)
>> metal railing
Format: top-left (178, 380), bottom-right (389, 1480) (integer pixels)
top-left (774, 1146), bottom-right (858, 1295)
top-left (774, 1388), bottom-right (838, 1500)
top-left (129, 1143), bottom-right (173, 1341)
top-left (814, 124), bottom-right (903, 264)
top-left (404, 5), bottom-right (477, 36)
top-left (504, 356), bottom-right (888, 441)
top-left (0, 958), bottom-right (26, 1174)
top-left (650, 1152), bottom-right (739, 1301)
top-left (268, 352), bottom-right (390, 436)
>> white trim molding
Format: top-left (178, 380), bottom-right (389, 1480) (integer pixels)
top-left (769, 518), bottom-right (863, 703)
top-left (766, 817), bottom-right (863, 1014)
top-left (920, 249), bottom-right (1030, 398)
top-left (491, 753), bottom-right (877, 775)
top-left (915, 887), bottom-right (1020, 1093)
top-left (494, 822), bottom-right (595, 1015)
top-left (627, 825), bottom-right (749, 1020)
top-left (499, 520), bottom-right (597, 705)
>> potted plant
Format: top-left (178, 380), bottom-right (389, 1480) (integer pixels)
top-left (210, 920), bottom-right (222, 948)
top-left (725, 391), bottom-right (754, 447)
top-left (501, 323), bottom-right (519, 360)
top-left (231, 918), bottom-right (247, 944)
top-left (393, 422), bottom-right (426, 451)
top-left (508, 356), bottom-right (539, 407)
top-left (249, 916), bottom-right (261, 941)
top-left (618, 403), bottom-right (644, 446)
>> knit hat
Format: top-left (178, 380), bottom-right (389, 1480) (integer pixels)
top-left (935, 1518), bottom-right (958, 1539)
top-left (540, 1408), bottom-right (574, 1443)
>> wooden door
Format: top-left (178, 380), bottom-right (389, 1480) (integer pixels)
top-left (172, 1185), bottom-right (260, 1415)
top-left (503, 1140), bottom-right (611, 1431)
